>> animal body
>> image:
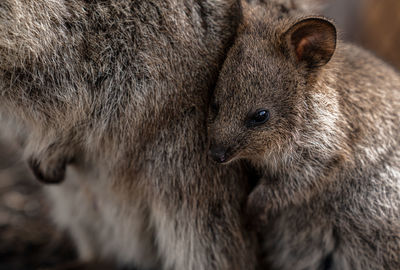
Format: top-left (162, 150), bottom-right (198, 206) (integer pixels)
top-left (208, 2), bottom-right (400, 269)
top-left (0, 0), bottom-right (259, 269)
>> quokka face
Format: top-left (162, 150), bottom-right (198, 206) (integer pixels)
top-left (208, 17), bottom-right (336, 166)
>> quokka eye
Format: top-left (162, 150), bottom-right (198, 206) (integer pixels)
top-left (247, 109), bottom-right (270, 128)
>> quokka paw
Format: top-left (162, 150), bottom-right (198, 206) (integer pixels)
top-left (28, 156), bottom-right (71, 184)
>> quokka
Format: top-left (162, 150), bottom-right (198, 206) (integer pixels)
top-left (208, 2), bottom-right (400, 269)
top-left (0, 0), bottom-right (259, 269)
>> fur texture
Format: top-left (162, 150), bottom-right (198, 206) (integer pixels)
top-left (208, 2), bottom-right (400, 269)
top-left (0, 0), bottom-right (259, 269)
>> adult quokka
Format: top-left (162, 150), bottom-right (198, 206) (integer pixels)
top-left (208, 2), bottom-right (400, 269)
top-left (0, 0), bottom-right (258, 269)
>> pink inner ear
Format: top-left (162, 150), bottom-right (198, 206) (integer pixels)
top-left (295, 37), bottom-right (309, 61)
top-left (294, 33), bottom-right (324, 62)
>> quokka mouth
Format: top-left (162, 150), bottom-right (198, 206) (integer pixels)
top-left (209, 146), bottom-right (238, 165)
top-left (215, 154), bottom-right (233, 164)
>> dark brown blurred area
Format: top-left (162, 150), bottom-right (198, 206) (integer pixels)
top-left (323, 0), bottom-right (400, 70)
top-left (359, 0), bottom-right (400, 70)
top-left (0, 139), bottom-right (76, 269)
top-left (1, 0), bottom-right (400, 269)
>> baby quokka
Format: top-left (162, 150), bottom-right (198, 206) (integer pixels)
top-left (208, 3), bottom-right (400, 270)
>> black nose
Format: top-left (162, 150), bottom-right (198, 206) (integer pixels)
top-left (209, 145), bottom-right (228, 163)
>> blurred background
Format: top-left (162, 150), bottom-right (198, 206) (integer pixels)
top-left (0, 0), bottom-right (399, 269)
top-left (0, 139), bottom-right (75, 270)
top-left (323, 0), bottom-right (400, 70)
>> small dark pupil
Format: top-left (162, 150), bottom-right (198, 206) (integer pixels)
top-left (254, 110), bottom-right (267, 122)
top-left (246, 109), bottom-right (269, 128)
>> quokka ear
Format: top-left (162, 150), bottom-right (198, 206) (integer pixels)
top-left (283, 17), bottom-right (337, 69)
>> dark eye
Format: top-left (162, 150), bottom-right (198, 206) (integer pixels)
top-left (247, 109), bottom-right (270, 127)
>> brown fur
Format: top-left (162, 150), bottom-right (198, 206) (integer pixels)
top-left (0, 1), bottom-right (259, 269)
top-left (359, 0), bottom-right (400, 70)
top-left (208, 2), bottom-right (400, 269)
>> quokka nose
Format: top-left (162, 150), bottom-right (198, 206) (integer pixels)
top-left (209, 145), bottom-right (228, 163)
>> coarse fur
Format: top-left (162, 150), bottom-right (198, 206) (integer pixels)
top-left (0, 0), bottom-right (261, 269)
top-left (208, 2), bottom-right (400, 269)
top-left (247, 0), bottom-right (323, 13)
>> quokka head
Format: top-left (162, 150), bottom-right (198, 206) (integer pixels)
top-left (208, 16), bottom-right (336, 165)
